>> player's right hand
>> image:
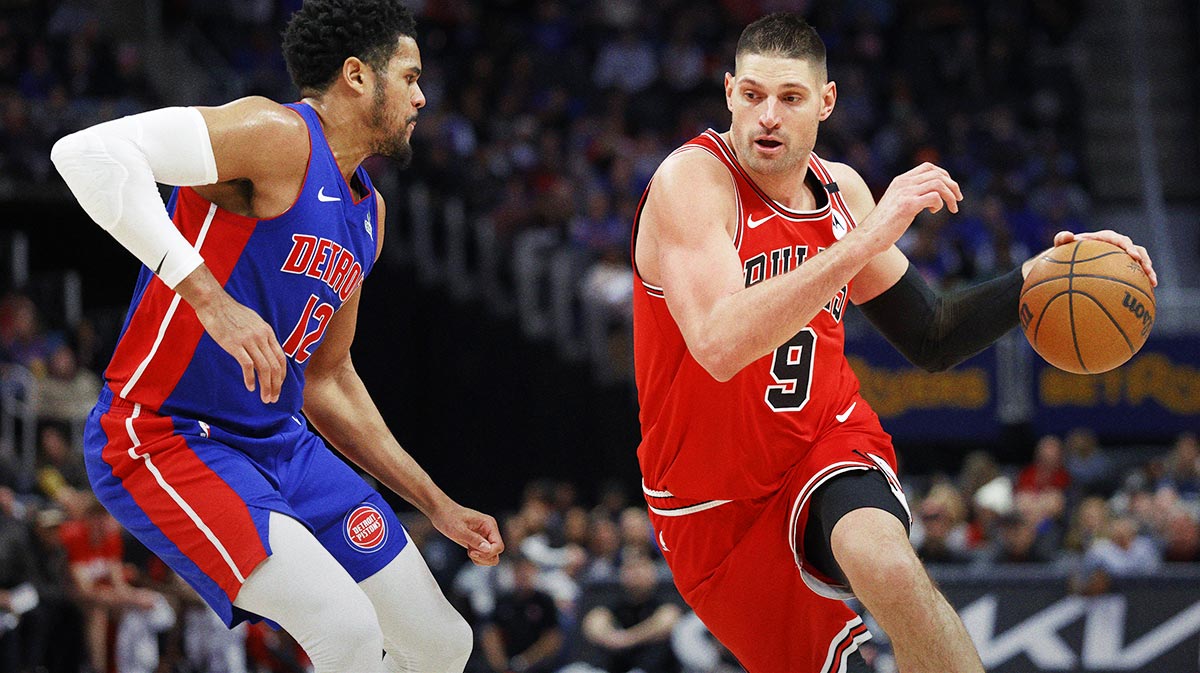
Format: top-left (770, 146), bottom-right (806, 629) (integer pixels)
top-left (860, 162), bottom-right (962, 253)
top-left (177, 266), bottom-right (286, 403)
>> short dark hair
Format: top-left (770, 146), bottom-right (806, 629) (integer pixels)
top-left (282, 0), bottom-right (418, 95)
top-left (735, 13), bottom-right (826, 77)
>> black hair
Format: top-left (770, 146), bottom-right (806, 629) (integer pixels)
top-left (735, 12), bottom-right (826, 76)
top-left (282, 0), bottom-right (418, 95)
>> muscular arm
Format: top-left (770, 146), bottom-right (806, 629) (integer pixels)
top-left (836, 164), bottom-right (1022, 372)
top-left (51, 97), bottom-right (306, 402)
top-left (637, 151), bottom-right (959, 381)
top-left (839, 163), bottom-right (1156, 371)
top-left (303, 194), bottom-right (503, 565)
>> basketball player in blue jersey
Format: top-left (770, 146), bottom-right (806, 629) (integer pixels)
top-left (50, 2), bottom-right (500, 671)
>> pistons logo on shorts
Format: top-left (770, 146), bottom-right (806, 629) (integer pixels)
top-left (343, 503), bottom-right (388, 553)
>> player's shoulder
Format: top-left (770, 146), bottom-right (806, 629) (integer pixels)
top-left (197, 96), bottom-right (309, 149)
top-left (818, 159), bottom-right (869, 194)
top-left (817, 158), bottom-right (874, 215)
top-left (652, 144), bottom-right (734, 201)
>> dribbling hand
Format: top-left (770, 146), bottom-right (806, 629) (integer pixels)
top-left (431, 502), bottom-right (505, 566)
top-left (1052, 230), bottom-right (1157, 287)
top-left (859, 162), bottom-right (962, 254)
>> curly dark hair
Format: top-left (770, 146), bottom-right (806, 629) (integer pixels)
top-left (736, 13), bottom-right (826, 78)
top-left (282, 0), bottom-right (418, 95)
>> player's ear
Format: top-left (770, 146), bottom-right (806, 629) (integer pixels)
top-left (342, 56), bottom-right (369, 95)
top-left (818, 80), bottom-right (836, 121)
top-left (724, 72), bottom-right (735, 111)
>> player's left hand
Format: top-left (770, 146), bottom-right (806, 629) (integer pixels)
top-left (431, 503), bottom-right (505, 566)
top-left (1054, 230), bottom-right (1158, 287)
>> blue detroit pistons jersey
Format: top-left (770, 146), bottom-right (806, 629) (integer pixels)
top-left (104, 102), bottom-right (378, 434)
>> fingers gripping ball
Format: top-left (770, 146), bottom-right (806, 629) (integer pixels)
top-left (1020, 239), bottom-right (1155, 374)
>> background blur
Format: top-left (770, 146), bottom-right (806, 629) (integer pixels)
top-left (1, 0), bottom-right (1198, 672)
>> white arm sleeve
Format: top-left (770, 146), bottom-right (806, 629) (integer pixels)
top-left (50, 107), bottom-right (220, 289)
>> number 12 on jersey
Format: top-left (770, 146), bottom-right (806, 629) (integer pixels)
top-left (765, 328), bottom-right (816, 412)
top-left (282, 293), bottom-right (334, 364)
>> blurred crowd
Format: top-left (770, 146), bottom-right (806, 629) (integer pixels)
top-left (0, 0), bottom-right (159, 195)
top-left (6, 0), bottom-right (1178, 671)
top-left (2, 282), bottom-right (1197, 673)
top-left (10, 0), bottom-right (1092, 380)
top-left (1, 327), bottom-right (1197, 673)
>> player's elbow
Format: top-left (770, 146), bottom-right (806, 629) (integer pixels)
top-left (914, 354), bottom-right (953, 373)
top-left (908, 346), bottom-right (962, 373)
top-left (691, 339), bottom-right (742, 382)
top-left (51, 130), bottom-right (129, 230)
top-left (50, 131), bottom-right (90, 176)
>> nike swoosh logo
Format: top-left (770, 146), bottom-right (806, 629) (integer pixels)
top-left (658, 530), bottom-right (670, 552)
top-left (317, 187), bottom-right (341, 202)
top-left (746, 213), bottom-right (774, 229)
top-left (153, 252), bottom-right (167, 275)
top-left (835, 401), bottom-right (856, 423)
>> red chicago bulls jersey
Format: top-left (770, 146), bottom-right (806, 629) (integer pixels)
top-left (633, 130), bottom-right (872, 501)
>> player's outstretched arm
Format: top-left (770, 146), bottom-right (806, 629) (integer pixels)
top-left (50, 98), bottom-right (304, 403)
top-left (303, 195), bottom-right (503, 566)
top-left (640, 152), bottom-right (960, 381)
top-left (842, 164), bottom-right (1156, 372)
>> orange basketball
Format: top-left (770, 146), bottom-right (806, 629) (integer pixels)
top-left (1019, 239), bottom-right (1155, 374)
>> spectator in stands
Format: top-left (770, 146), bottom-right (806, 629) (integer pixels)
top-left (1064, 427), bottom-right (1113, 497)
top-left (1157, 432), bottom-right (1200, 501)
top-left (1018, 434), bottom-right (1072, 496)
top-left (965, 474), bottom-right (1014, 551)
top-left (914, 483), bottom-right (972, 564)
top-left (35, 423), bottom-right (89, 519)
top-left (983, 511), bottom-right (1060, 565)
top-left (0, 486), bottom-right (40, 673)
top-left (34, 422), bottom-right (88, 515)
top-left (582, 515), bottom-right (623, 585)
top-left (25, 506), bottom-right (84, 673)
top-left (60, 497), bottom-right (169, 673)
top-left (36, 342), bottom-right (102, 427)
top-left (0, 292), bottom-right (59, 376)
top-left (1063, 496), bottom-right (1112, 555)
top-left (958, 450), bottom-right (1002, 503)
top-left (581, 553), bottom-right (681, 673)
top-left (479, 554), bottom-right (564, 673)
top-left (1162, 505), bottom-right (1200, 563)
top-left (617, 506), bottom-right (657, 560)
top-left (1076, 515), bottom-right (1161, 595)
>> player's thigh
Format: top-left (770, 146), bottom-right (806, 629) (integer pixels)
top-left (279, 434), bottom-right (410, 581)
top-left (673, 497), bottom-right (869, 673)
top-left (830, 505), bottom-right (923, 596)
top-left (805, 468), bottom-right (913, 586)
top-left (84, 404), bottom-right (284, 626)
top-left (357, 541), bottom-right (473, 669)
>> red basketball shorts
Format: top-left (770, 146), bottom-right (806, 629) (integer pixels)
top-left (644, 405), bottom-right (908, 673)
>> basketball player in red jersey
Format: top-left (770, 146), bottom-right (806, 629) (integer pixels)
top-left (51, 2), bottom-right (501, 671)
top-left (632, 13), bottom-right (1156, 672)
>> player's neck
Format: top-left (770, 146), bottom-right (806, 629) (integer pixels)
top-left (723, 133), bottom-right (817, 210)
top-left (301, 96), bottom-right (370, 184)
top-left (755, 157), bottom-right (818, 211)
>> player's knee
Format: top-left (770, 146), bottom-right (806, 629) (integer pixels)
top-left (434, 611), bottom-right (473, 670)
top-left (851, 545), bottom-right (923, 596)
top-left (832, 510), bottom-right (921, 594)
top-left (321, 592), bottom-right (386, 662)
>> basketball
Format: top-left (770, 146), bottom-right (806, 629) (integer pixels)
top-left (1019, 239), bottom-right (1155, 374)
